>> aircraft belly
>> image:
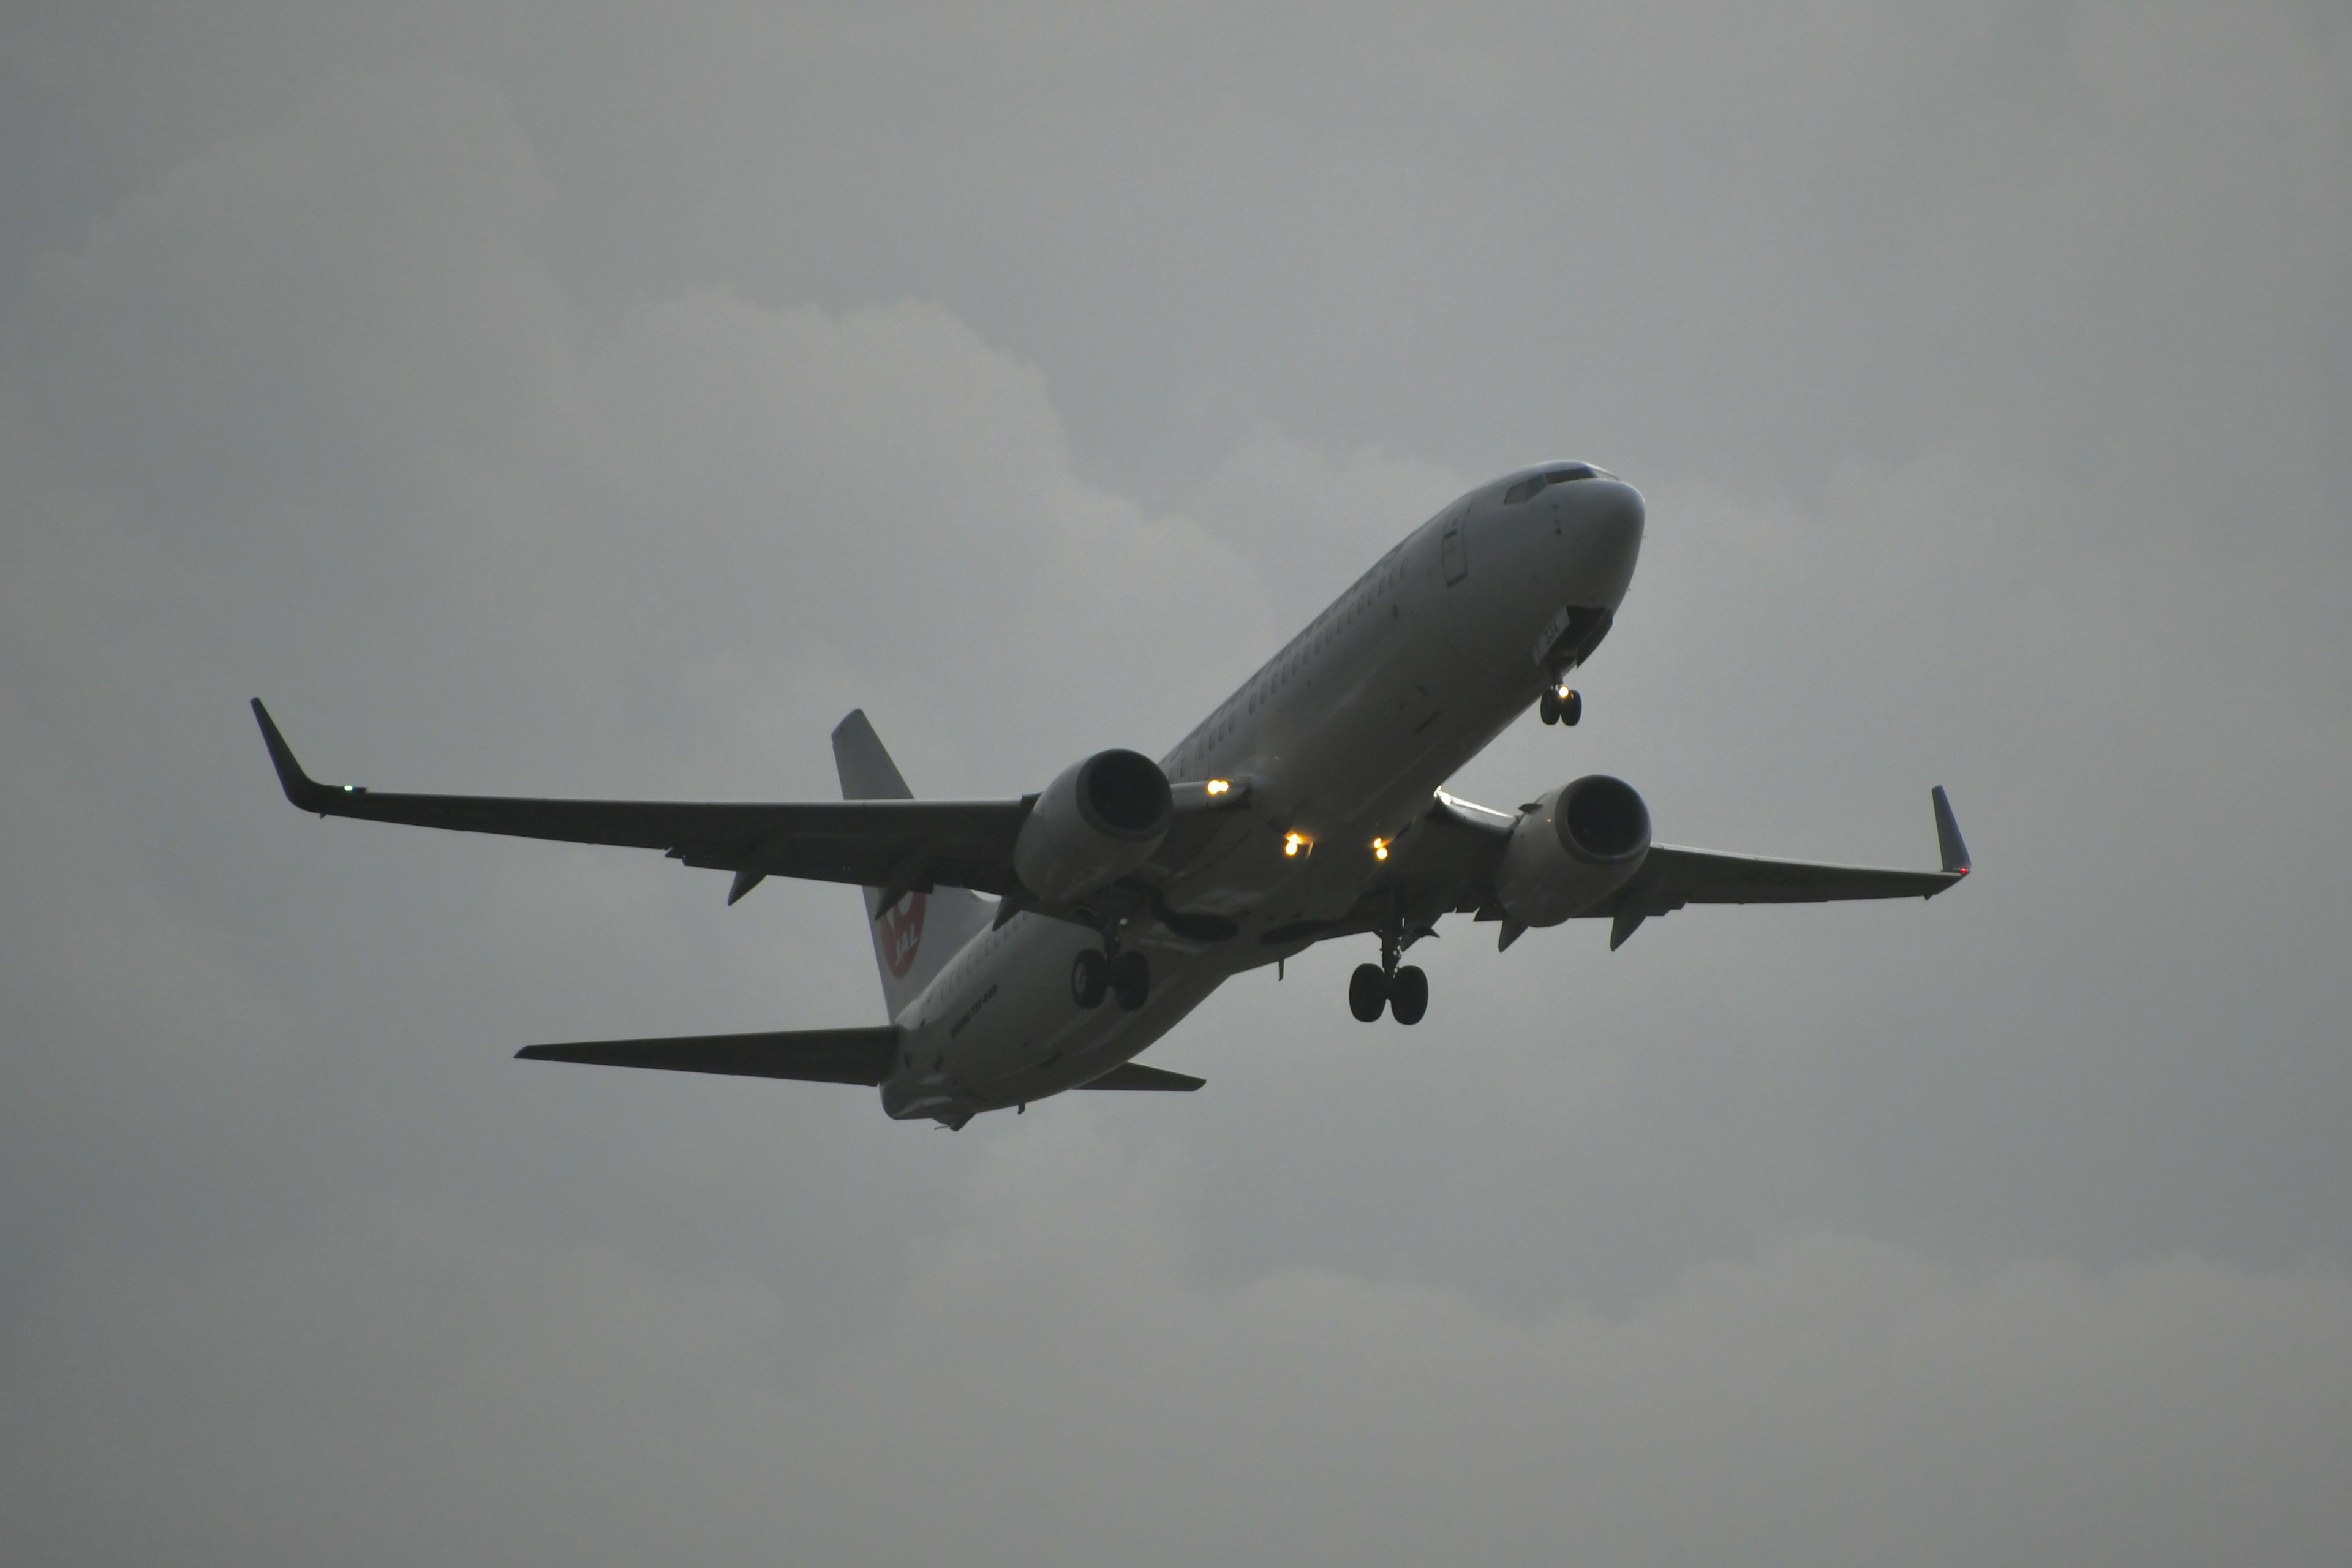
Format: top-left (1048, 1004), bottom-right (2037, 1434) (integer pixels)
top-left (1147, 615), bottom-right (1507, 959)
top-left (882, 915), bottom-right (1225, 1120)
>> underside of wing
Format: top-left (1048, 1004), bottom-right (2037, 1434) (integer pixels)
top-left (254, 699), bottom-right (1031, 897)
top-left (1078, 1061), bottom-right (1205, 1091)
top-left (1610, 846), bottom-right (1964, 907)
top-left (516, 1025), bottom-right (900, 1085)
top-left (1591, 788), bottom-right (1969, 947)
top-left (1381, 783), bottom-right (1970, 951)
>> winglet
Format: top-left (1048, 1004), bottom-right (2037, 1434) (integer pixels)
top-left (1931, 785), bottom-right (1970, 875)
top-left (249, 699), bottom-right (344, 815)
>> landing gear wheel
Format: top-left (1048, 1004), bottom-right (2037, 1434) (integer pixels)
top-left (1070, 949), bottom-right (1109, 1009)
top-left (1388, 965), bottom-right (1428, 1025)
top-left (1558, 688), bottom-right (1582, 726)
top-left (1539, 688), bottom-right (1561, 725)
top-left (1109, 951), bottom-right (1150, 1012)
top-left (1348, 963), bottom-right (1389, 1023)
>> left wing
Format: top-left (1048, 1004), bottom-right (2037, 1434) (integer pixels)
top-left (1330, 785), bottom-right (1969, 952)
top-left (252, 699), bottom-right (1033, 902)
top-left (1588, 784), bottom-right (1969, 947)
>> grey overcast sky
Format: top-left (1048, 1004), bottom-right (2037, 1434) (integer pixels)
top-left (3, 3), bottom-right (2348, 1563)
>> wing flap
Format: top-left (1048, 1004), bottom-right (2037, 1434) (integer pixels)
top-left (516, 1025), bottom-right (900, 1085)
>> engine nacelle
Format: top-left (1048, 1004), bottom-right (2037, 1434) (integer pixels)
top-left (1012, 749), bottom-right (1174, 903)
top-left (1495, 774), bottom-right (1652, 927)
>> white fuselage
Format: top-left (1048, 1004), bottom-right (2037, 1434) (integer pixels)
top-left (881, 468), bottom-right (1645, 1123)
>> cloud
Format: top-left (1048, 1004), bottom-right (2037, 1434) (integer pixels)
top-left (0, 61), bottom-right (1302, 1287)
top-left (2, 9), bottom-right (2349, 1564)
top-left (4, 1119), bottom-right (2346, 1567)
top-left (6, 64), bottom-right (1275, 796)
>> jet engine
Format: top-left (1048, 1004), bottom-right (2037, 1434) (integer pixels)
top-left (1012, 749), bottom-right (1174, 902)
top-left (1494, 774), bottom-right (1652, 927)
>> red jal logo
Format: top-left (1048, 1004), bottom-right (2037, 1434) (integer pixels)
top-left (879, 891), bottom-right (927, 977)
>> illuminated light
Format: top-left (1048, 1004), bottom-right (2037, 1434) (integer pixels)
top-left (1205, 779), bottom-right (1230, 796)
top-left (1283, 831), bottom-right (1312, 859)
top-left (1371, 838), bottom-right (1389, 861)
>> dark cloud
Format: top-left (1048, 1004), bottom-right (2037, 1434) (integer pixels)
top-left (3, 4), bottom-right (2348, 1562)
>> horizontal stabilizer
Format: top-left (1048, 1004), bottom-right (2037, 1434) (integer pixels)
top-left (517, 1025), bottom-right (899, 1085)
top-left (1080, 1062), bottom-right (1205, 1092)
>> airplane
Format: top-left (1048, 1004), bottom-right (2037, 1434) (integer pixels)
top-left (254, 461), bottom-right (1969, 1128)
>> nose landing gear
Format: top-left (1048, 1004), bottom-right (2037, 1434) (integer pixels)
top-left (1539, 685), bottom-right (1583, 726)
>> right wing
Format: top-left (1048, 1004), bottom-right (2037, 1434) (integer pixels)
top-left (252, 700), bottom-right (1033, 902)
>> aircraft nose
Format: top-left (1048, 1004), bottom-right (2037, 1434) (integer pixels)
top-left (1578, 479), bottom-right (1645, 594)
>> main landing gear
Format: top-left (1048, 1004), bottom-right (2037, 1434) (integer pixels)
top-left (1071, 946), bottom-right (1149, 1012)
top-left (1539, 685), bottom-right (1583, 726)
top-left (1348, 920), bottom-right (1428, 1026)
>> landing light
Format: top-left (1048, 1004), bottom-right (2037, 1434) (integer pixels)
top-left (1371, 838), bottom-right (1389, 862)
top-left (1205, 779), bottom-right (1231, 796)
top-left (1283, 831), bottom-right (1313, 859)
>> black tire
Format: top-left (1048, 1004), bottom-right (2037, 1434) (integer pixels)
top-left (1539, 688), bottom-right (1559, 725)
top-left (1559, 689), bottom-right (1582, 726)
top-left (1389, 965), bottom-right (1429, 1025)
top-left (1071, 949), bottom-right (1109, 1009)
top-left (1348, 963), bottom-right (1389, 1022)
top-left (1109, 951), bottom-right (1150, 1012)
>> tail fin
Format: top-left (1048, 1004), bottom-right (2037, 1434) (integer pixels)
top-left (832, 710), bottom-right (993, 1021)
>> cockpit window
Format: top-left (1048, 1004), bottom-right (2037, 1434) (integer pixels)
top-left (1502, 464), bottom-right (1599, 505)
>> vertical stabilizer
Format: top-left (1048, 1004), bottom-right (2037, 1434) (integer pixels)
top-left (831, 710), bottom-right (993, 1021)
